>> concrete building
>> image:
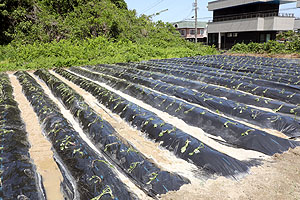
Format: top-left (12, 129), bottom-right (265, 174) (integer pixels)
top-left (295, 19), bottom-right (300, 32)
top-left (207, 0), bottom-right (297, 49)
top-left (172, 21), bottom-right (207, 42)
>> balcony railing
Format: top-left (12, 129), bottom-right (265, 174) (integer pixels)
top-left (208, 12), bottom-right (295, 23)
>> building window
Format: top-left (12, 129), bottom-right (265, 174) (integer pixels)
top-left (260, 34), bottom-right (265, 42)
top-left (199, 29), bottom-right (204, 35)
top-left (266, 34), bottom-right (271, 42)
top-left (190, 29), bottom-right (195, 35)
top-left (179, 29), bottom-right (186, 36)
top-left (227, 33), bottom-right (238, 38)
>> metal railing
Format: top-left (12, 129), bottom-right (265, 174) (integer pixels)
top-left (208, 12), bottom-right (294, 23)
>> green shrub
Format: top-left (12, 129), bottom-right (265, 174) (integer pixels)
top-left (0, 36), bottom-right (218, 72)
top-left (230, 39), bottom-right (300, 55)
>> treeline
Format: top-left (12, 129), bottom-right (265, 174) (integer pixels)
top-left (0, 0), bottom-right (217, 71)
top-left (0, 0), bottom-right (131, 44)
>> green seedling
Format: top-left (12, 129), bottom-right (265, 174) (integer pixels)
top-left (147, 173), bottom-right (158, 185)
top-left (159, 130), bottom-right (168, 137)
top-left (241, 129), bottom-right (255, 136)
top-left (166, 99), bottom-right (176, 110)
top-left (203, 98), bottom-right (213, 102)
top-left (126, 147), bottom-right (138, 154)
top-left (91, 185), bottom-right (114, 200)
top-left (153, 83), bottom-right (160, 89)
top-left (56, 135), bottom-right (75, 151)
top-left (251, 86), bottom-right (259, 92)
top-left (87, 116), bottom-right (100, 127)
top-left (181, 139), bottom-right (191, 153)
top-left (73, 148), bottom-right (84, 157)
top-left (224, 121), bottom-right (237, 128)
top-left (65, 95), bottom-right (75, 104)
top-left (104, 142), bottom-right (118, 152)
top-left (48, 127), bottom-right (63, 137)
top-left (198, 93), bottom-right (205, 98)
top-left (287, 93), bottom-right (296, 98)
top-left (111, 97), bottom-right (121, 102)
top-left (268, 115), bottom-right (280, 123)
top-left (89, 175), bottom-right (102, 184)
top-left (189, 143), bottom-right (205, 156)
top-left (159, 127), bottom-right (177, 137)
top-left (184, 107), bottom-right (195, 114)
top-left (92, 159), bottom-right (114, 169)
top-left (143, 117), bottom-right (154, 126)
top-left (122, 104), bottom-right (130, 112)
top-left (175, 103), bottom-right (183, 112)
top-left (153, 94), bottom-right (162, 100)
top-left (273, 104), bottom-right (284, 113)
top-left (128, 161), bottom-right (143, 173)
top-left (113, 101), bottom-right (123, 110)
top-left (158, 99), bottom-right (167, 107)
top-left (235, 83), bottom-right (243, 90)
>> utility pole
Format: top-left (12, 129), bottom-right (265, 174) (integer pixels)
top-left (194, 0), bottom-right (198, 43)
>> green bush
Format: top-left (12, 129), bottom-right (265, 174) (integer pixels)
top-left (230, 32), bottom-right (300, 54)
top-left (0, 36), bottom-right (218, 72)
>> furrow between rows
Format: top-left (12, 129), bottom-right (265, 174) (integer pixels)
top-left (81, 65), bottom-right (300, 138)
top-left (15, 71), bottom-right (138, 199)
top-left (63, 67), bottom-right (299, 156)
top-left (49, 70), bottom-right (201, 185)
top-left (9, 74), bottom-right (64, 200)
top-left (35, 69), bottom-right (189, 197)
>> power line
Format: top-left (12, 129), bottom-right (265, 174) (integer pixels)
top-left (181, 9), bottom-right (194, 21)
top-left (141, 0), bottom-right (166, 14)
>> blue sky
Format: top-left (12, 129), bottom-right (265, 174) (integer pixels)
top-left (125, 0), bottom-right (300, 22)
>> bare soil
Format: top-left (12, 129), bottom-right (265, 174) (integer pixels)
top-left (9, 74), bottom-right (64, 200)
top-left (162, 147), bottom-right (300, 200)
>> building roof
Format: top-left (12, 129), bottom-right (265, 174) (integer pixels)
top-left (208, 0), bottom-right (297, 11)
top-left (172, 21), bottom-right (207, 29)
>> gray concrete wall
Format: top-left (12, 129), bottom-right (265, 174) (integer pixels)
top-left (208, 17), bottom-right (295, 33)
top-left (294, 19), bottom-right (300, 30)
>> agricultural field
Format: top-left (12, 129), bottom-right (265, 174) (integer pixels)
top-left (1, 55), bottom-right (300, 200)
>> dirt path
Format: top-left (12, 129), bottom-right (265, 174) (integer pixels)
top-left (162, 147), bottom-right (300, 200)
top-left (9, 74), bottom-right (64, 200)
